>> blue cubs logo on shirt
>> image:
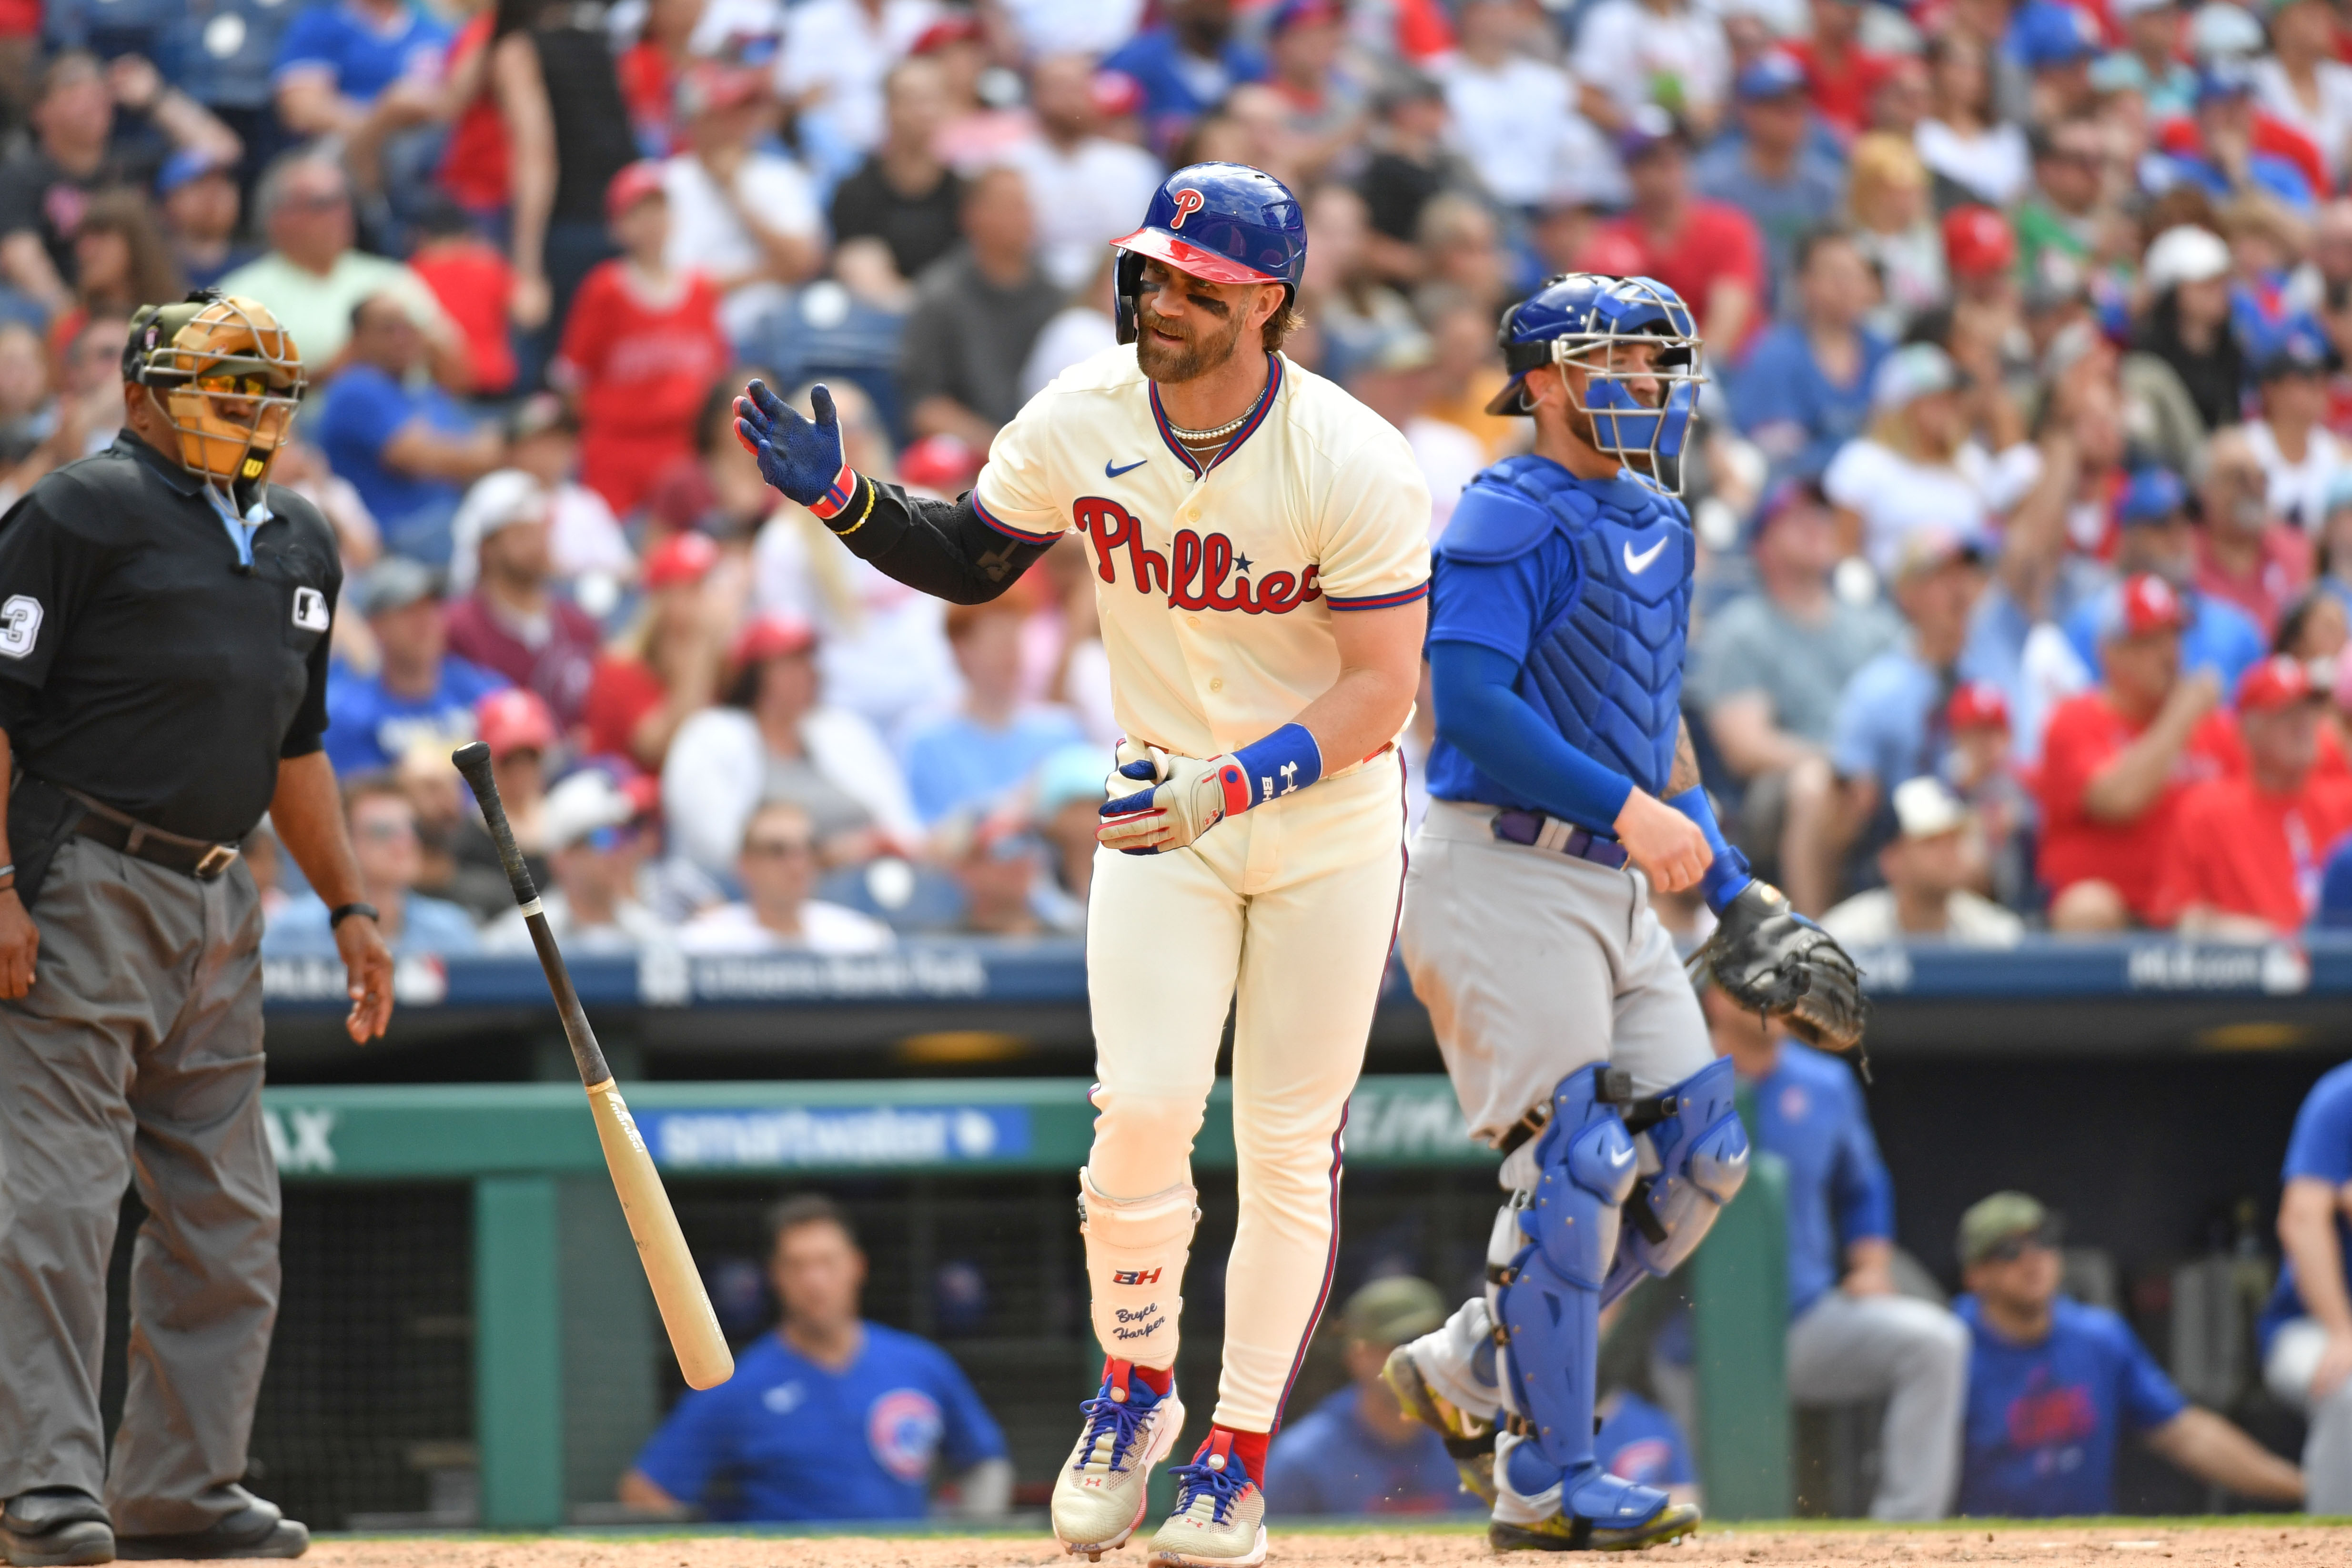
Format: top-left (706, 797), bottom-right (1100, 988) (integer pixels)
top-left (868, 1388), bottom-right (945, 1482)
top-left (1605, 1437), bottom-right (1676, 1485)
top-left (2006, 1367), bottom-right (2097, 1456)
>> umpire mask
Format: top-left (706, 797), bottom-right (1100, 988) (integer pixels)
top-left (126, 291), bottom-right (306, 505)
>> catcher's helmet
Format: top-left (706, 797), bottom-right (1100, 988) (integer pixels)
top-left (1111, 162), bottom-right (1305, 345)
top-left (1487, 273), bottom-right (1704, 492)
top-left (125, 289), bottom-right (305, 494)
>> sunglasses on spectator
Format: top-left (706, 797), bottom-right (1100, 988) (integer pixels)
top-left (1979, 1225), bottom-right (2061, 1264)
top-left (284, 191), bottom-right (349, 212)
top-left (355, 819), bottom-right (415, 843)
top-left (581, 824), bottom-right (640, 853)
top-left (745, 836), bottom-right (816, 860)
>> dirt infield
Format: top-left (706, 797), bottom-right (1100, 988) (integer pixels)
top-left (291, 1521), bottom-right (2347, 1568)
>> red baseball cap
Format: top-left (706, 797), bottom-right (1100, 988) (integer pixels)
top-left (1946, 679), bottom-right (2010, 731)
top-left (730, 613), bottom-right (818, 671)
top-left (643, 530), bottom-right (720, 590)
top-left (898, 433), bottom-right (982, 494)
top-left (910, 12), bottom-right (982, 52)
top-left (1943, 205), bottom-right (2016, 278)
top-left (2236, 654), bottom-right (2322, 712)
top-left (476, 688), bottom-right (558, 757)
top-left (1091, 68), bottom-right (1144, 120)
top-left (2110, 573), bottom-right (2190, 638)
top-left (604, 160), bottom-right (666, 224)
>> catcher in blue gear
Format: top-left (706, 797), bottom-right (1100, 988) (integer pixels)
top-left (1384, 273), bottom-right (1865, 1552)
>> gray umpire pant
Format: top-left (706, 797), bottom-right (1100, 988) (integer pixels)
top-left (0, 833), bottom-right (276, 1535)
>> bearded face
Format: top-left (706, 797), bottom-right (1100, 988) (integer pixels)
top-left (1134, 293), bottom-right (1252, 384)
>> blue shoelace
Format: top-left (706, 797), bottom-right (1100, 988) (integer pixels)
top-left (1073, 1384), bottom-right (1155, 1473)
top-left (1165, 1456), bottom-right (1251, 1524)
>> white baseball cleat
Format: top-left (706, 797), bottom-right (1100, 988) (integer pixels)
top-left (1052, 1360), bottom-right (1186, 1561)
top-left (1148, 1432), bottom-right (1266, 1568)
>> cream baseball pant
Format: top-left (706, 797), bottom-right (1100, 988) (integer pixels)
top-left (1080, 751), bottom-right (1406, 1435)
top-left (2264, 1318), bottom-right (2352, 1513)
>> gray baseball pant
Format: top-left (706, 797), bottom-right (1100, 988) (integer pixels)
top-left (0, 833), bottom-right (277, 1535)
top-left (2265, 1318), bottom-right (2352, 1513)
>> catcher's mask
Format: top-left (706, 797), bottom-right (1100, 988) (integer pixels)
top-left (1488, 273), bottom-right (1704, 494)
top-left (124, 290), bottom-right (304, 505)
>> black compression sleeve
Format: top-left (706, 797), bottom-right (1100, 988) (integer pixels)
top-left (821, 473), bottom-right (1052, 604)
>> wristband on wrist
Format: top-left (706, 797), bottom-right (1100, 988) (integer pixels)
top-left (809, 465), bottom-right (862, 525)
top-left (329, 901), bottom-right (379, 929)
top-left (1223, 722), bottom-right (1325, 814)
top-left (1667, 785), bottom-right (1755, 914)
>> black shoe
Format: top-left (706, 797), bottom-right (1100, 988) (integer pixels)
top-left (115, 1489), bottom-right (305, 1562)
top-left (2, 1489), bottom-right (114, 1567)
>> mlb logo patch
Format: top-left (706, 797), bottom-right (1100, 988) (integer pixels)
top-left (291, 587), bottom-right (329, 633)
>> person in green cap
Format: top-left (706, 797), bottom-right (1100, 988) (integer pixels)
top-left (1262, 1277), bottom-right (1484, 1517)
top-left (1953, 1190), bottom-right (2303, 1517)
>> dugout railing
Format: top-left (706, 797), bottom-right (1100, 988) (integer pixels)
top-left (252, 1076), bottom-right (1792, 1530)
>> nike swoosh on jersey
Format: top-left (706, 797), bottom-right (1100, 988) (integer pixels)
top-left (1623, 536), bottom-right (1669, 574)
top-left (1106, 458), bottom-right (1149, 478)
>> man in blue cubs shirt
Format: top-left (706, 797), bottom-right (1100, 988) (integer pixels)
top-left (1694, 985), bottom-right (1969, 1519)
top-left (1264, 1277), bottom-right (1482, 1517)
top-left (621, 1195), bottom-right (1009, 1523)
top-left (1595, 1391), bottom-right (1697, 1507)
top-left (323, 558), bottom-right (505, 776)
top-left (2262, 1062), bottom-right (2352, 1514)
top-left (1956, 1191), bottom-right (2301, 1516)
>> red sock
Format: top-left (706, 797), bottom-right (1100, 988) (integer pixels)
top-left (1202, 1424), bottom-right (1269, 1479)
top-left (1109, 1358), bottom-right (1174, 1397)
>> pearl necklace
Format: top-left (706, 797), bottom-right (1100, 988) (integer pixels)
top-left (1164, 410), bottom-right (1252, 442)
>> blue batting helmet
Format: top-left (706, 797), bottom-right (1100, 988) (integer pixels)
top-left (1487, 273), bottom-right (1706, 491)
top-left (1112, 162), bottom-right (1305, 345)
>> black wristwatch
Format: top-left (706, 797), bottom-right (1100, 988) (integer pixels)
top-left (329, 901), bottom-right (380, 928)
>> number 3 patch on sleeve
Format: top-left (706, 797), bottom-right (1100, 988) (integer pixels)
top-left (0, 594), bottom-right (42, 658)
top-left (292, 587), bottom-right (329, 632)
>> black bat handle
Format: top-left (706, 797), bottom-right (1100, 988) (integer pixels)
top-left (451, 740), bottom-right (540, 908)
top-left (450, 740), bottom-right (610, 1087)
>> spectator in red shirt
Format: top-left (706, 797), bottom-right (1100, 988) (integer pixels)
top-left (1787, 0), bottom-right (1894, 140)
top-left (2197, 425), bottom-right (2315, 637)
top-left (585, 530), bottom-right (728, 770)
top-left (409, 201), bottom-right (518, 395)
top-left (553, 161), bottom-right (730, 517)
top-left (617, 0), bottom-right (703, 156)
top-left (2038, 574), bottom-right (2246, 931)
top-left (1588, 106), bottom-right (1765, 357)
top-left (444, 470), bottom-right (606, 732)
top-left (2155, 655), bottom-right (2352, 934)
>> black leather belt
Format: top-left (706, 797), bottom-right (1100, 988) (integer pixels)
top-left (1490, 809), bottom-right (1629, 870)
top-left (65, 788), bottom-right (240, 880)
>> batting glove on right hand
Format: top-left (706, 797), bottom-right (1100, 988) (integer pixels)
top-left (1099, 743), bottom-right (1247, 855)
top-left (734, 378), bottom-right (847, 509)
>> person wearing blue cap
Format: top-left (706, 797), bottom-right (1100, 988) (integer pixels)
top-left (2162, 62), bottom-right (2318, 211)
top-left (2245, 327), bottom-right (2347, 533)
top-left (2059, 466), bottom-right (2268, 688)
top-left (2004, 0), bottom-right (2100, 121)
top-left (155, 149), bottom-right (254, 291)
top-left (1691, 52), bottom-right (1846, 305)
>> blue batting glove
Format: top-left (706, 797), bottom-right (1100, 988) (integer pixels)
top-left (733, 379), bottom-right (849, 509)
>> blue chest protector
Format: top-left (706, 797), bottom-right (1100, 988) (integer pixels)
top-left (1433, 457), bottom-right (1694, 797)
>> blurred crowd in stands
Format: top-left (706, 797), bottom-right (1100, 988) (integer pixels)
top-left (14, 0), bottom-right (2352, 949)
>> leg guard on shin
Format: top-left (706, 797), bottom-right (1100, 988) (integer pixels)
top-left (1490, 1067), bottom-right (1677, 1535)
top-left (1079, 1168), bottom-right (1197, 1372)
top-left (1601, 1056), bottom-right (1750, 1308)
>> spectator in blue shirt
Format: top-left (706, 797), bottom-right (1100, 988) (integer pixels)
top-left (2262, 1062), bottom-right (2352, 1513)
top-left (314, 293), bottom-right (505, 565)
top-left (2321, 834), bottom-right (2352, 927)
top-left (622, 1195), bottom-right (1011, 1523)
top-left (1696, 984), bottom-right (1968, 1520)
top-left (900, 600), bottom-right (1085, 825)
top-left (1264, 1275), bottom-right (1481, 1517)
top-left (1103, 0), bottom-right (1266, 156)
top-left (1788, 526), bottom-right (1992, 914)
top-left (325, 557), bottom-right (507, 777)
top-left (1595, 1390), bottom-right (1698, 1507)
top-left (273, 0), bottom-right (451, 145)
top-left (1692, 54), bottom-right (1847, 311)
top-left (264, 775), bottom-right (481, 957)
top-left (2061, 467), bottom-right (2267, 689)
top-left (1956, 1191), bottom-right (2302, 1517)
top-left (1730, 228), bottom-right (1890, 484)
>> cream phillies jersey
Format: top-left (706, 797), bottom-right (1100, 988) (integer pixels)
top-left (971, 346), bottom-right (1433, 759)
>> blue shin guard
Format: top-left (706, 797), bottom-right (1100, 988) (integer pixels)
top-left (1601, 1056), bottom-right (1751, 1308)
top-left (1490, 1066), bottom-right (1674, 1530)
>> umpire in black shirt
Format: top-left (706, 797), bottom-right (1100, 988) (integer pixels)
top-left (0, 293), bottom-right (393, 1567)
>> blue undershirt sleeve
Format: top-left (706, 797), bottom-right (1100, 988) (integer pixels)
top-left (1429, 638), bottom-right (1635, 834)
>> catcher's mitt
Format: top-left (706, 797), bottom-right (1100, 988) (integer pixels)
top-left (1692, 880), bottom-right (1869, 1063)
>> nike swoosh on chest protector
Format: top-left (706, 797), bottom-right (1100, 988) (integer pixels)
top-left (1623, 536), bottom-right (1668, 574)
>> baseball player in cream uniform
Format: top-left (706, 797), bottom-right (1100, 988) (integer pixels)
top-left (732, 162), bottom-right (1431, 1568)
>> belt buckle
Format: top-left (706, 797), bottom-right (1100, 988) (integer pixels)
top-left (193, 844), bottom-right (239, 880)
